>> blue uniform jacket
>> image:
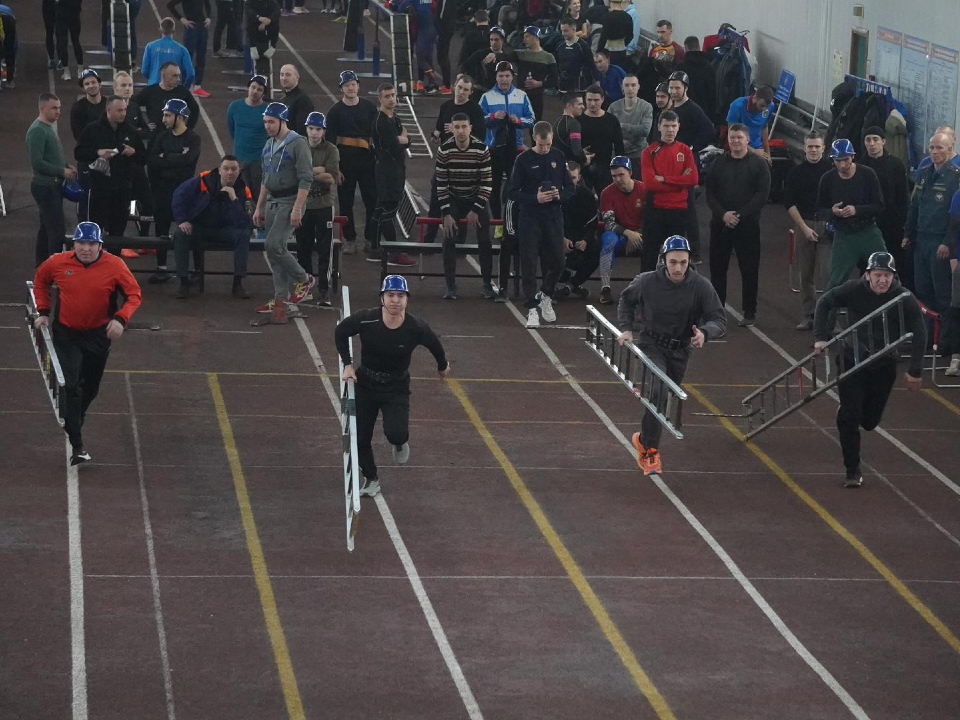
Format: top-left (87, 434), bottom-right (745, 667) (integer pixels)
top-left (479, 84), bottom-right (535, 149)
top-left (172, 169), bottom-right (252, 228)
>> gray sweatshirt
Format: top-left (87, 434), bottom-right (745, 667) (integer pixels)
top-left (609, 97), bottom-right (653, 157)
top-left (261, 130), bottom-right (314, 198)
top-left (617, 267), bottom-right (726, 345)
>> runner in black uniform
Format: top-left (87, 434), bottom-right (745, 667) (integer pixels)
top-left (335, 275), bottom-right (450, 497)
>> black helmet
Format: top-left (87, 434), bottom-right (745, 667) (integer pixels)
top-left (667, 70), bottom-right (689, 86)
top-left (866, 251), bottom-right (896, 273)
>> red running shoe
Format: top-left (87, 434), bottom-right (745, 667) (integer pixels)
top-left (387, 252), bottom-right (416, 267)
top-left (289, 274), bottom-right (316, 303)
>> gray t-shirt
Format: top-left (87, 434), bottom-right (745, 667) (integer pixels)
top-left (609, 97), bottom-right (653, 157)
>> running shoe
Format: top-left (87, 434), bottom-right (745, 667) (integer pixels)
top-left (289, 274), bottom-right (316, 303)
top-left (630, 433), bottom-right (646, 469)
top-left (493, 226), bottom-right (504, 239)
top-left (443, 286), bottom-right (457, 300)
top-left (946, 355), bottom-right (960, 377)
top-left (62, 67), bottom-right (71, 81)
top-left (438, 86), bottom-right (452, 95)
top-left (843, 470), bottom-right (863, 488)
top-left (360, 477), bottom-right (380, 497)
top-left (70, 447), bottom-right (91, 466)
top-left (525, 308), bottom-right (540, 328)
top-left (293, 5), bottom-right (310, 12)
top-left (537, 292), bottom-right (556, 322)
top-left (738, 312), bottom-right (756, 327)
top-left (639, 447), bottom-right (662, 476)
top-left (120, 248), bottom-right (139, 258)
top-left (495, 288), bottom-right (508, 303)
top-left (392, 442), bottom-right (410, 464)
top-left (388, 252), bottom-right (416, 267)
top-left (599, 286), bottom-right (613, 305)
top-left (192, 86), bottom-right (212, 98)
top-left (256, 298), bottom-right (294, 313)
top-left (481, 283), bottom-right (496, 300)
top-left (342, 239), bottom-right (357, 255)
top-left (570, 285), bottom-right (590, 299)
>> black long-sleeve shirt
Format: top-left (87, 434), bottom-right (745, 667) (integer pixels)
top-left (325, 98), bottom-right (377, 145)
top-left (167, 0), bottom-right (211, 22)
top-left (579, 111), bottom-right (625, 167)
top-left (814, 277), bottom-right (926, 377)
top-left (434, 98), bottom-right (485, 144)
top-left (335, 308), bottom-right (448, 374)
top-left (148, 127), bottom-right (201, 184)
top-left (705, 152), bottom-right (771, 221)
top-left (784, 158), bottom-right (832, 220)
top-left (70, 97), bottom-right (106, 143)
top-left (508, 147), bottom-right (575, 215)
top-left (815, 165), bottom-right (884, 233)
top-left (858, 152), bottom-right (909, 230)
top-left (282, 85), bottom-right (315, 136)
top-left (133, 84), bottom-right (200, 132)
top-left (597, 10), bottom-right (633, 52)
top-left (672, 98), bottom-right (715, 154)
top-left (563, 181), bottom-right (599, 243)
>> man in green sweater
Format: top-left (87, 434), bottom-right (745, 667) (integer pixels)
top-left (26, 92), bottom-right (77, 266)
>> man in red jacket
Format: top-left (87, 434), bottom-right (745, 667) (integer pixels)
top-left (33, 222), bottom-right (143, 465)
top-left (598, 156), bottom-right (644, 303)
top-left (640, 109), bottom-right (698, 271)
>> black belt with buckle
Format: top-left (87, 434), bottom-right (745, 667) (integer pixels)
top-left (642, 330), bottom-right (686, 351)
top-left (359, 367), bottom-right (409, 384)
top-left (269, 187), bottom-right (299, 199)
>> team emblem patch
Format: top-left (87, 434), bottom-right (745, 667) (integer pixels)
top-left (551, 161), bottom-right (557, 169)
top-left (677, 152), bottom-right (684, 162)
top-left (936, 192), bottom-right (945, 203)
top-left (64, 270), bottom-right (74, 275)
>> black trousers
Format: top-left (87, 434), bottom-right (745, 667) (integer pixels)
top-left (518, 210), bottom-right (564, 307)
top-left (686, 187), bottom-right (702, 260)
top-left (489, 145), bottom-right (515, 220)
top-left (151, 180), bottom-right (178, 267)
top-left (55, 6), bottom-right (83, 66)
top-left (355, 377), bottom-right (410, 481)
top-left (295, 206), bottom-right (333, 290)
top-left (53, 322), bottom-right (111, 449)
top-left (88, 186), bottom-right (131, 238)
top-left (31, 181), bottom-right (67, 267)
top-left (642, 206), bottom-right (687, 272)
top-left (437, 28), bottom-right (454, 88)
top-left (561, 238), bottom-right (601, 287)
top-left (2, 14), bottom-right (17, 80)
top-left (213, 0), bottom-right (240, 52)
top-left (442, 197), bottom-right (492, 286)
top-left (709, 216), bottom-right (761, 315)
top-left (424, 173), bottom-right (441, 243)
top-left (337, 147), bottom-right (378, 244)
top-left (43, 0), bottom-right (57, 61)
top-left (373, 163), bottom-right (403, 249)
top-left (131, 166), bottom-right (154, 236)
top-left (499, 227), bottom-right (519, 292)
top-left (637, 342), bottom-right (690, 450)
top-left (836, 354), bottom-right (897, 474)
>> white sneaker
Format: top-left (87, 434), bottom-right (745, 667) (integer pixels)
top-left (946, 355), bottom-right (960, 377)
top-left (360, 478), bottom-right (380, 497)
top-left (538, 292), bottom-right (556, 323)
top-left (392, 442), bottom-right (410, 464)
top-left (526, 308), bottom-right (540, 328)
top-left (62, 67), bottom-right (71, 81)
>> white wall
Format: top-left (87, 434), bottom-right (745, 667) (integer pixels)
top-left (637, 0), bottom-right (960, 135)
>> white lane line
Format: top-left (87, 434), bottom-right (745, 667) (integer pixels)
top-left (124, 374), bottom-right (177, 720)
top-left (485, 282), bottom-right (869, 718)
top-left (292, 319), bottom-right (484, 720)
top-left (726, 306), bottom-right (960, 499)
top-left (66, 439), bottom-right (89, 720)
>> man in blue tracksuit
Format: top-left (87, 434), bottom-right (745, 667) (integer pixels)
top-left (479, 61), bottom-right (535, 220)
top-left (904, 131), bottom-right (960, 314)
top-left (509, 121), bottom-right (575, 328)
top-left (141, 15), bottom-right (195, 87)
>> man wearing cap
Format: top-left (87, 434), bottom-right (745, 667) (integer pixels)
top-left (640, 110), bottom-right (698, 272)
top-left (479, 61), bottom-right (535, 222)
top-left (295, 112), bottom-right (340, 306)
top-left (33, 222), bottom-right (143, 466)
top-left (171, 155), bottom-right (253, 299)
top-left (460, 25), bottom-right (517, 99)
top-left (279, 64), bottom-right (315, 135)
top-left (813, 251), bottom-right (925, 488)
top-left (859, 126), bottom-right (909, 280)
top-left (816, 138), bottom-right (887, 296)
top-left (617, 235), bottom-right (726, 476)
top-left (325, 70), bottom-right (379, 256)
top-left (593, 51), bottom-right (626, 108)
top-left (253, 102), bottom-right (317, 321)
top-left (148, 98), bottom-right (202, 282)
top-left (609, 73), bottom-right (652, 171)
top-left (516, 25), bottom-right (558, 121)
top-left (725, 87), bottom-right (774, 163)
top-left (598, 156), bottom-right (644, 303)
top-left (75, 96), bottom-right (148, 238)
top-left (70, 70), bottom-right (106, 142)
top-left (27, 92), bottom-right (78, 266)
top-left (706, 123), bottom-right (771, 327)
top-left (508, 121), bottom-right (575, 328)
top-left (903, 132), bottom-right (960, 315)
top-left (436, 111), bottom-right (494, 299)
top-left (133, 61), bottom-right (200, 137)
top-left (335, 274), bottom-right (451, 498)
top-left (227, 74), bottom-right (269, 203)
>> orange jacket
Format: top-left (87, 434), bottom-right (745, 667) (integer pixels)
top-left (34, 250), bottom-right (142, 329)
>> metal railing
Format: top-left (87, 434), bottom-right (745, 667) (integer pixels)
top-left (24, 281), bottom-right (66, 427)
top-left (584, 306), bottom-right (687, 440)
top-left (739, 292), bottom-right (916, 439)
top-left (339, 286), bottom-right (362, 551)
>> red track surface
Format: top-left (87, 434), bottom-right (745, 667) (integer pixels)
top-left (1, 4), bottom-right (959, 718)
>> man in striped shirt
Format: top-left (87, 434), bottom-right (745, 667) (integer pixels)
top-left (436, 113), bottom-right (494, 299)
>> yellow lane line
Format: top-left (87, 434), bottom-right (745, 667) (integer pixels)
top-left (446, 378), bottom-right (677, 719)
top-left (207, 374), bottom-right (306, 720)
top-left (923, 388), bottom-right (960, 417)
top-left (686, 384), bottom-right (960, 656)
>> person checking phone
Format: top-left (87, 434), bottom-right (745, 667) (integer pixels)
top-left (508, 121), bottom-right (575, 328)
top-left (816, 138), bottom-right (887, 296)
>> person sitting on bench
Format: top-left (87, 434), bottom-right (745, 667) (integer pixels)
top-left (171, 155), bottom-right (253, 299)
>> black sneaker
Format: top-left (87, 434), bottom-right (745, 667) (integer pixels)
top-left (599, 286), bottom-right (613, 305)
top-left (148, 270), bottom-right (172, 284)
top-left (365, 249), bottom-right (382, 263)
top-left (481, 283), bottom-right (496, 300)
top-left (443, 286), bottom-right (457, 300)
top-left (570, 285), bottom-right (590, 299)
top-left (843, 469), bottom-right (863, 488)
top-left (176, 281), bottom-right (190, 299)
top-left (70, 447), bottom-right (91, 466)
top-left (495, 288), bottom-right (508, 303)
top-left (554, 284), bottom-right (571, 299)
top-left (738, 313), bottom-right (756, 327)
top-left (317, 289), bottom-right (331, 306)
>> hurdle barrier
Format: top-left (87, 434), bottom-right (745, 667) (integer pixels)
top-left (918, 301), bottom-right (960, 389)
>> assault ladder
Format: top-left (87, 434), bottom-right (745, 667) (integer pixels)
top-left (339, 286), bottom-right (362, 551)
top-left (24, 281), bottom-right (66, 426)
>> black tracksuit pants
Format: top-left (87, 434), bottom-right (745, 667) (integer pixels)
top-left (53, 322), bottom-right (111, 450)
top-left (518, 209), bottom-right (564, 307)
top-left (295, 206), bottom-right (333, 290)
top-left (355, 375), bottom-right (410, 481)
top-left (337, 146), bottom-right (378, 244)
top-left (637, 341), bottom-right (690, 450)
top-left (709, 216), bottom-right (761, 315)
top-left (836, 353), bottom-right (897, 474)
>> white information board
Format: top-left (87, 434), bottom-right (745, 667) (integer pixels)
top-left (926, 44), bottom-right (959, 147)
top-left (875, 27), bottom-right (902, 90)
